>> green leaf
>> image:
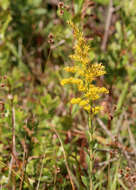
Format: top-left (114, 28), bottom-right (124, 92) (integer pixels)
top-left (81, 176), bottom-right (88, 187)
top-left (0, 0), bottom-right (10, 10)
top-left (34, 8), bottom-right (47, 15)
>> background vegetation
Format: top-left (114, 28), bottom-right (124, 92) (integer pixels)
top-left (0, 0), bottom-right (136, 189)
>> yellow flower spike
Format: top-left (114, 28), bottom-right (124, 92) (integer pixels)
top-left (77, 68), bottom-right (84, 76)
top-left (78, 83), bottom-right (85, 92)
top-left (92, 106), bottom-right (102, 115)
top-left (71, 78), bottom-right (83, 85)
top-left (60, 78), bottom-right (71, 86)
top-left (79, 99), bottom-right (89, 107)
top-left (61, 21), bottom-right (108, 114)
top-left (61, 77), bottom-right (83, 86)
top-left (84, 105), bottom-right (91, 112)
top-left (70, 98), bottom-right (81, 104)
top-left (64, 66), bottom-right (76, 73)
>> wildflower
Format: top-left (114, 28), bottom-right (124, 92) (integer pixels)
top-left (79, 99), bottom-right (89, 107)
top-left (61, 21), bottom-right (108, 114)
top-left (71, 98), bottom-right (81, 104)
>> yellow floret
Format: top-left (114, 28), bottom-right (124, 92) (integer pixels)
top-left (70, 98), bottom-right (81, 104)
top-left (92, 106), bottom-right (102, 114)
top-left (79, 99), bottom-right (89, 107)
top-left (64, 66), bottom-right (76, 73)
top-left (84, 105), bottom-right (91, 112)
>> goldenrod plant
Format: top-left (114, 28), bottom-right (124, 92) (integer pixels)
top-left (61, 21), bottom-right (108, 115)
top-left (61, 21), bottom-right (108, 189)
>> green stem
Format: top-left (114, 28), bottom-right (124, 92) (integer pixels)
top-left (88, 114), bottom-right (94, 190)
top-left (115, 82), bottom-right (129, 116)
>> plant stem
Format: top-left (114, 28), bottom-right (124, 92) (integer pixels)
top-left (52, 126), bottom-right (75, 190)
top-left (88, 114), bottom-right (94, 190)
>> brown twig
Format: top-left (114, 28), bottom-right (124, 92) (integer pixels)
top-left (11, 105), bottom-right (17, 190)
top-left (8, 99), bottom-right (17, 190)
top-left (101, 0), bottom-right (114, 51)
top-left (128, 126), bottom-right (136, 156)
top-left (19, 138), bottom-right (28, 190)
top-left (12, 106), bottom-right (17, 161)
top-left (96, 118), bottom-right (114, 140)
top-left (97, 118), bottom-right (135, 168)
top-left (36, 153), bottom-right (46, 190)
top-left (98, 157), bottom-right (117, 167)
top-left (51, 125), bottom-right (76, 190)
top-left (71, 0), bottom-right (75, 16)
top-left (46, 0), bottom-right (58, 6)
top-left (19, 151), bottom-right (26, 190)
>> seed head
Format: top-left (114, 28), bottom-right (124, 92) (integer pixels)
top-left (58, 2), bottom-right (64, 9)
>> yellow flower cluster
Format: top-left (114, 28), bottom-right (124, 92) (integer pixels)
top-left (61, 21), bottom-right (108, 114)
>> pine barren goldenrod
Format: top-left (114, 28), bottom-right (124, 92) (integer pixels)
top-left (61, 21), bottom-right (108, 114)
